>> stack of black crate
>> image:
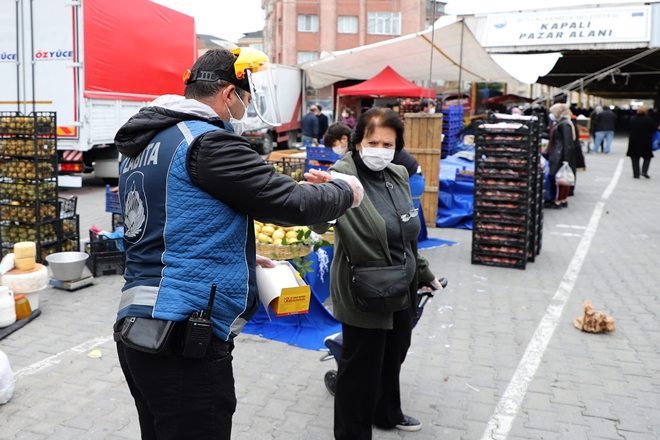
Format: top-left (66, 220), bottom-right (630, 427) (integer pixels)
top-left (472, 119), bottom-right (541, 269)
top-left (0, 112), bottom-right (80, 261)
top-left (488, 113), bottom-right (544, 260)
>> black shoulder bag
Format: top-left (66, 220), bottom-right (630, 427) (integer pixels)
top-left (344, 177), bottom-right (412, 313)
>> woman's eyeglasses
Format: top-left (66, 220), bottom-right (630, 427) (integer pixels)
top-left (400, 208), bottom-right (419, 223)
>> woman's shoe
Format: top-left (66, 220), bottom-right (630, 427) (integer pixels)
top-left (395, 415), bottom-right (422, 432)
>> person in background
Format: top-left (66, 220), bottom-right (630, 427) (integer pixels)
top-left (592, 105), bottom-right (617, 154)
top-left (302, 104), bottom-right (320, 145)
top-left (316, 103), bottom-right (329, 140)
top-left (626, 106), bottom-right (657, 179)
top-left (589, 105), bottom-right (602, 153)
top-left (307, 107), bottom-right (443, 439)
top-left (340, 107), bottom-right (357, 130)
top-left (545, 103), bottom-right (576, 208)
top-left (112, 48), bottom-right (363, 440)
top-left (420, 99), bottom-right (436, 114)
top-left (323, 123), bottom-right (352, 157)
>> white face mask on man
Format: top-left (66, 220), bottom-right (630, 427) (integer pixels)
top-left (226, 90), bottom-right (249, 135)
top-left (359, 147), bottom-right (395, 171)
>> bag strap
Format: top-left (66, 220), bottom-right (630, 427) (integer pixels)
top-left (344, 172), bottom-right (409, 267)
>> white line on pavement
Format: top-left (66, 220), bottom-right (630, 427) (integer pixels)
top-left (549, 232), bottom-right (583, 238)
top-left (14, 335), bottom-right (114, 378)
top-left (555, 224), bottom-right (587, 230)
top-left (481, 158), bottom-right (624, 440)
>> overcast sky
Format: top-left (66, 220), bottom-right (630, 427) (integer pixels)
top-left (151, 0), bottom-right (265, 41)
top-left (151, 0), bottom-right (655, 42)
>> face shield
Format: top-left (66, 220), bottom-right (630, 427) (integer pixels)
top-left (232, 48), bottom-right (281, 127)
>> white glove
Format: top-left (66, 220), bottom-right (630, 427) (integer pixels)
top-left (330, 171), bottom-right (364, 208)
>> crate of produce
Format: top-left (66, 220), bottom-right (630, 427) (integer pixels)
top-left (0, 180), bottom-right (57, 202)
top-left (105, 185), bottom-right (121, 214)
top-left (282, 157), bottom-right (305, 181)
top-left (0, 201), bottom-right (58, 224)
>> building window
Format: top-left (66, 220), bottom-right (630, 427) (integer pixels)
top-left (298, 15), bottom-right (319, 32)
top-left (337, 16), bottom-right (358, 34)
top-left (367, 12), bottom-right (401, 35)
top-left (297, 51), bottom-right (319, 64)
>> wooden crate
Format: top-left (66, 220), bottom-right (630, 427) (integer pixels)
top-left (403, 113), bottom-right (443, 227)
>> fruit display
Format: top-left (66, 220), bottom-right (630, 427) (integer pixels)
top-left (2, 223), bottom-right (57, 245)
top-left (0, 112), bottom-right (77, 262)
top-left (0, 160), bottom-right (55, 179)
top-left (254, 222), bottom-right (310, 246)
top-left (253, 221), bottom-right (315, 260)
top-left (0, 138), bottom-right (56, 157)
top-left (62, 217), bottom-right (78, 236)
top-left (0, 202), bottom-right (58, 223)
top-left (0, 181), bottom-right (57, 202)
top-left (0, 115), bottom-right (55, 135)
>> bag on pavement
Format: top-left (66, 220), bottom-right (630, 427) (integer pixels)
top-left (0, 349), bottom-right (15, 404)
top-left (555, 161), bottom-right (576, 186)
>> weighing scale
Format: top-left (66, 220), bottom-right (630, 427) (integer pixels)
top-left (49, 266), bottom-right (95, 291)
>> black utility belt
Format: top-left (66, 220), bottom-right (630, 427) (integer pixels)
top-left (113, 317), bottom-right (232, 357)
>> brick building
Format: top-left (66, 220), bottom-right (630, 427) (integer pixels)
top-left (262, 0), bottom-right (443, 66)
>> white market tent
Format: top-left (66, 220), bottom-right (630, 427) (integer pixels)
top-left (302, 15), bottom-right (561, 89)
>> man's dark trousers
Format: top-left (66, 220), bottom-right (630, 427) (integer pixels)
top-left (117, 336), bottom-right (236, 440)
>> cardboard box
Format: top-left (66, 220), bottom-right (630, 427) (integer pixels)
top-left (256, 261), bottom-right (311, 317)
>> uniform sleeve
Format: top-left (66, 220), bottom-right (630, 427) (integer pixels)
top-left (187, 130), bottom-right (354, 226)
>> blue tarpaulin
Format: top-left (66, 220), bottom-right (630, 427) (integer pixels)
top-left (436, 154), bottom-right (474, 229)
top-left (243, 235), bottom-right (456, 350)
top-left (243, 247), bottom-right (339, 350)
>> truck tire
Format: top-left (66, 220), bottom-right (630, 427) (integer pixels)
top-left (257, 132), bottom-right (274, 156)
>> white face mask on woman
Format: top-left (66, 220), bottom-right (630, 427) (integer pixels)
top-left (332, 145), bottom-right (348, 156)
top-left (359, 147), bottom-right (395, 171)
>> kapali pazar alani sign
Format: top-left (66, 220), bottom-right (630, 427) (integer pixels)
top-left (483, 6), bottom-right (651, 48)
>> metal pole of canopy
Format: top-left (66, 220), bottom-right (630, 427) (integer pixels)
top-left (457, 18), bottom-right (465, 99)
top-left (426, 0), bottom-right (437, 99)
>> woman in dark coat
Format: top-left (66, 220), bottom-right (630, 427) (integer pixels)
top-left (627, 107), bottom-right (658, 178)
top-left (545, 104), bottom-right (576, 208)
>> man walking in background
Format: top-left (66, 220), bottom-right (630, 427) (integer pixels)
top-left (316, 103), bottom-right (329, 139)
top-left (302, 104), bottom-right (320, 145)
top-left (592, 106), bottom-right (617, 154)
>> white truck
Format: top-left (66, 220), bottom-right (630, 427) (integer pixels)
top-left (243, 64), bottom-right (304, 154)
top-left (0, 0), bottom-right (197, 187)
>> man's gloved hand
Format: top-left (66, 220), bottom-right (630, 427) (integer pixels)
top-left (330, 171), bottom-right (364, 208)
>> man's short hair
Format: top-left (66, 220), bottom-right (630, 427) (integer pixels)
top-left (184, 49), bottom-right (250, 100)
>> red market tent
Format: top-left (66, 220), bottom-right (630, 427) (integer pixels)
top-left (336, 66), bottom-right (435, 98)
